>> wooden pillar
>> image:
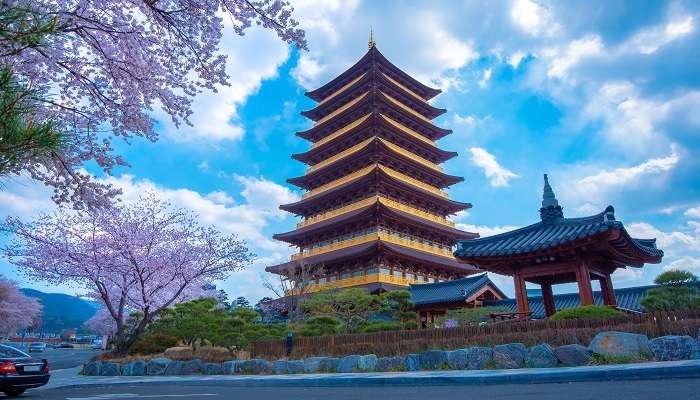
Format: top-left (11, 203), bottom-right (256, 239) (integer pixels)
top-left (541, 282), bottom-right (556, 317)
top-left (576, 260), bottom-right (595, 306)
top-left (513, 271), bottom-right (529, 313)
top-left (600, 274), bottom-right (617, 307)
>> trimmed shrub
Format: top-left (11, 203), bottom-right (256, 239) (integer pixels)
top-left (297, 316), bottom-right (343, 337)
top-left (128, 333), bottom-right (178, 355)
top-left (359, 321), bottom-right (403, 333)
top-left (550, 305), bottom-right (624, 321)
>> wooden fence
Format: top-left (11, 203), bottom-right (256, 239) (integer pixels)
top-left (250, 310), bottom-right (700, 360)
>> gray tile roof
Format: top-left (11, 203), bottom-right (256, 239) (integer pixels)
top-left (454, 206), bottom-right (663, 260)
top-left (483, 282), bottom-right (700, 318)
top-left (410, 273), bottom-right (507, 306)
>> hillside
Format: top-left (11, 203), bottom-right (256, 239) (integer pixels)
top-left (20, 288), bottom-right (99, 333)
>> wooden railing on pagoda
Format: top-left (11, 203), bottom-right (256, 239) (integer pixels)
top-left (297, 195), bottom-right (455, 229)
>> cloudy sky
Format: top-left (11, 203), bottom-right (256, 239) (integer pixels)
top-left (2, 0), bottom-right (700, 302)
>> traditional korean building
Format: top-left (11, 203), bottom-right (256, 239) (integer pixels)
top-left (454, 175), bottom-right (664, 318)
top-left (266, 37), bottom-right (479, 295)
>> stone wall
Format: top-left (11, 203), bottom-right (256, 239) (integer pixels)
top-left (82, 331), bottom-right (700, 376)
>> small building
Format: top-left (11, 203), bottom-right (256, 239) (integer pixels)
top-left (409, 273), bottom-right (507, 327)
top-left (453, 175), bottom-right (664, 318)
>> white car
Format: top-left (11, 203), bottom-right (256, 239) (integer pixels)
top-left (90, 342), bottom-right (102, 350)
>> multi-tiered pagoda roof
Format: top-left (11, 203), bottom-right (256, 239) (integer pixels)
top-left (267, 40), bottom-right (479, 295)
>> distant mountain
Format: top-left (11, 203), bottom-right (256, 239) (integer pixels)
top-left (20, 288), bottom-right (99, 333)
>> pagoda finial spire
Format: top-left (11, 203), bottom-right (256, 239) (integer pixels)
top-left (540, 173), bottom-right (564, 223)
top-left (368, 27), bottom-right (376, 49)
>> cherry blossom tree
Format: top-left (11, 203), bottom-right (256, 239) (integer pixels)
top-left (2, 193), bottom-right (254, 353)
top-left (1, 1), bottom-right (306, 209)
top-left (0, 275), bottom-right (42, 337)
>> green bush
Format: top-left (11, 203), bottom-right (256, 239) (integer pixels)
top-left (550, 305), bottom-right (624, 320)
top-left (402, 320), bottom-right (419, 330)
top-left (128, 333), bottom-right (178, 355)
top-left (297, 316), bottom-right (343, 337)
top-left (359, 320), bottom-right (403, 333)
top-left (435, 306), bottom-right (509, 327)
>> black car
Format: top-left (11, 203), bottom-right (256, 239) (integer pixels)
top-left (0, 344), bottom-right (50, 398)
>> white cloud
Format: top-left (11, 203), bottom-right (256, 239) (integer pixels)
top-left (469, 147), bottom-right (520, 187)
top-left (508, 50), bottom-right (527, 68)
top-left (154, 25), bottom-right (289, 142)
top-left (546, 35), bottom-right (603, 79)
top-left (625, 15), bottom-right (695, 55)
top-left (567, 146), bottom-right (679, 206)
top-left (205, 190), bottom-right (235, 205)
top-left (478, 68), bottom-right (493, 88)
top-left (291, 53), bottom-right (326, 89)
top-left (663, 256), bottom-right (700, 274)
top-left (684, 207), bottom-right (700, 219)
top-left (510, 0), bottom-right (560, 37)
top-left (197, 160), bottom-right (209, 171)
top-left (627, 222), bottom-right (698, 249)
top-left (456, 223), bottom-right (521, 238)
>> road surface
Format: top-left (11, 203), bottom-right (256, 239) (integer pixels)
top-left (19, 378), bottom-right (700, 399)
top-left (34, 349), bottom-right (101, 370)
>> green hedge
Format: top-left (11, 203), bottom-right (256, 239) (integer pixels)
top-left (550, 305), bottom-right (624, 320)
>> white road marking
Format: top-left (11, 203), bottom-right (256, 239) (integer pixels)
top-left (66, 393), bottom-right (217, 400)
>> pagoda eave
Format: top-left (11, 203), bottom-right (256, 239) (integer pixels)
top-left (279, 167), bottom-right (471, 216)
top-left (296, 91), bottom-right (451, 142)
top-left (287, 138), bottom-right (465, 189)
top-left (266, 240), bottom-right (477, 276)
top-left (305, 46), bottom-right (441, 102)
top-left (274, 200), bottom-right (477, 244)
top-left (292, 113), bottom-right (458, 165)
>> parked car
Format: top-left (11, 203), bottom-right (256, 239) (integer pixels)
top-left (57, 343), bottom-right (74, 349)
top-left (27, 343), bottom-right (46, 353)
top-left (0, 344), bottom-right (50, 398)
top-left (91, 341), bottom-right (103, 350)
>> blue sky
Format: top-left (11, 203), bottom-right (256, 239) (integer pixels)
top-left (2, 0), bottom-right (700, 302)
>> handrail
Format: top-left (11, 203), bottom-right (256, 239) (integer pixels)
top-left (382, 92), bottom-right (432, 123)
top-left (314, 92), bottom-right (367, 126)
top-left (307, 137), bottom-right (374, 173)
top-left (285, 273), bottom-right (419, 295)
top-left (382, 73), bottom-right (428, 103)
top-left (297, 195), bottom-right (455, 228)
top-left (307, 137), bottom-right (441, 174)
top-left (377, 165), bottom-right (448, 198)
top-left (317, 73), bottom-right (366, 106)
top-left (301, 164), bottom-right (448, 199)
top-left (290, 229), bottom-right (455, 261)
top-left (311, 114), bottom-right (371, 149)
top-left (380, 114), bottom-right (436, 146)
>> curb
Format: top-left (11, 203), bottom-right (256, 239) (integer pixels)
top-left (43, 360), bottom-right (700, 389)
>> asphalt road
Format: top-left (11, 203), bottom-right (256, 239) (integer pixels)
top-left (28, 348), bottom-right (102, 370)
top-left (17, 378), bottom-right (700, 400)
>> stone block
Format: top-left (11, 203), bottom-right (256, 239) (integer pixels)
top-left (589, 331), bottom-right (652, 358)
top-left (406, 354), bottom-right (420, 371)
top-left (223, 360), bottom-right (240, 375)
top-left (82, 361), bottom-right (101, 376)
top-left (418, 350), bottom-right (449, 370)
top-left (164, 360), bottom-right (185, 375)
top-left (146, 358), bottom-right (171, 376)
top-left (554, 344), bottom-right (591, 366)
top-left (526, 344), bottom-right (558, 368)
top-left (493, 343), bottom-right (527, 367)
top-left (649, 335), bottom-right (700, 361)
top-left (183, 359), bottom-right (204, 375)
top-left (204, 363), bottom-right (223, 375)
top-left (447, 349), bottom-right (468, 370)
top-left (376, 356), bottom-right (406, 372)
top-left (467, 347), bottom-right (494, 370)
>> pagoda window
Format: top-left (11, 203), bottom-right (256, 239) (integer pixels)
top-left (353, 270), bottom-right (363, 278)
top-left (379, 268), bottom-right (390, 275)
top-left (329, 274), bottom-right (337, 282)
top-left (318, 277), bottom-right (327, 284)
top-left (366, 268), bottom-right (379, 275)
top-left (341, 271), bottom-right (352, 279)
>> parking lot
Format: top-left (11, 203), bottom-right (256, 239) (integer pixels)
top-left (3, 344), bottom-right (101, 370)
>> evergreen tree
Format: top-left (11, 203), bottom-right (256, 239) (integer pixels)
top-left (641, 270), bottom-right (700, 311)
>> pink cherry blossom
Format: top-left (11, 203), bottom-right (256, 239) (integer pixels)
top-left (4, 1), bottom-right (306, 209)
top-left (0, 275), bottom-right (42, 337)
top-left (2, 192), bottom-right (254, 353)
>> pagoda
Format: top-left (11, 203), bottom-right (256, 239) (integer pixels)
top-left (266, 36), bottom-right (479, 296)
